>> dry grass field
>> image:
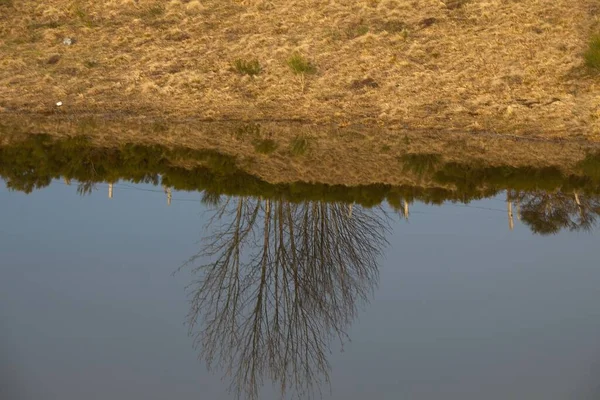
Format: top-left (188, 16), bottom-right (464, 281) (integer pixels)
top-left (1, 0), bottom-right (600, 138)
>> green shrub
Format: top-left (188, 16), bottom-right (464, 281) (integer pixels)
top-left (584, 34), bottom-right (600, 71)
top-left (287, 53), bottom-right (316, 75)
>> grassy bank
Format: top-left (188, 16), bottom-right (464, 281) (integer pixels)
top-left (1, 1), bottom-right (599, 136)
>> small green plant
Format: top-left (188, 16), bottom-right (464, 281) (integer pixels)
top-left (233, 59), bottom-right (262, 76)
top-left (253, 139), bottom-right (278, 154)
top-left (0, 0), bottom-right (13, 6)
top-left (584, 34), bottom-right (600, 71)
top-left (290, 136), bottom-right (310, 156)
top-left (287, 53), bottom-right (316, 75)
top-left (287, 53), bottom-right (316, 92)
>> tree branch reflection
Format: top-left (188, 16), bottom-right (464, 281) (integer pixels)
top-left (508, 190), bottom-right (600, 235)
top-left (184, 197), bottom-right (389, 399)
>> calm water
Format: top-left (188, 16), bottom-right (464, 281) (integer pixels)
top-left (2, 178), bottom-right (600, 400)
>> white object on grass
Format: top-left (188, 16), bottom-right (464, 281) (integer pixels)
top-left (56, 101), bottom-right (63, 107)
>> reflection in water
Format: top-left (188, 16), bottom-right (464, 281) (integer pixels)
top-left (183, 197), bottom-right (389, 399)
top-left (3, 134), bottom-right (600, 236)
top-left (3, 134), bottom-right (600, 399)
top-left (508, 190), bottom-right (600, 235)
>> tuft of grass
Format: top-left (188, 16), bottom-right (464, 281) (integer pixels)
top-left (29, 21), bottom-right (61, 30)
top-left (83, 60), bottom-right (99, 68)
top-left (232, 59), bottom-right (262, 76)
top-left (380, 144), bottom-right (391, 152)
top-left (72, 4), bottom-right (95, 27)
top-left (584, 34), bottom-right (600, 71)
top-left (290, 136), bottom-right (309, 156)
top-left (253, 138), bottom-right (278, 154)
top-left (234, 123), bottom-right (261, 140)
top-left (348, 23), bottom-right (369, 39)
top-left (287, 53), bottom-right (316, 75)
top-left (378, 19), bottom-right (407, 33)
top-left (145, 5), bottom-right (165, 18)
top-left (0, 0), bottom-right (13, 6)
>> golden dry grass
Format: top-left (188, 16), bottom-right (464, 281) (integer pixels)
top-left (1, 0), bottom-right (600, 137)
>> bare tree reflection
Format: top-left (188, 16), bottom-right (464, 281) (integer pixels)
top-left (76, 181), bottom-right (97, 196)
top-left (183, 196), bottom-right (389, 399)
top-left (508, 190), bottom-right (600, 235)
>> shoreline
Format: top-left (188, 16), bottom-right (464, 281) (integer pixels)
top-left (2, 114), bottom-right (600, 190)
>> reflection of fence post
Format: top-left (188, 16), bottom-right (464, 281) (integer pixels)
top-left (515, 202), bottom-right (521, 221)
top-left (348, 203), bottom-right (353, 218)
top-left (574, 191), bottom-right (583, 219)
top-left (507, 200), bottom-right (514, 231)
top-left (108, 183), bottom-right (113, 199)
top-left (63, 177), bottom-right (71, 185)
top-left (403, 200), bottom-right (409, 221)
top-left (163, 185), bottom-right (172, 206)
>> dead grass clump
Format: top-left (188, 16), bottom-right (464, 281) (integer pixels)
top-left (233, 59), bottom-right (262, 76)
top-left (377, 19), bottom-right (408, 34)
top-left (71, 4), bottom-right (96, 27)
top-left (253, 138), bottom-right (277, 154)
top-left (443, 0), bottom-right (470, 10)
top-left (290, 135), bottom-right (309, 156)
top-left (234, 123), bottom-right (261, 140)
top-left (347, 22), bottom-right (370, 39)
top-left (165, 30), bottom-right (191, 41)
top-left (29, 21), bottom-right (61, 30)
top-left (143, 5), bottom-right (165, 19)
top-left (47, 55), bottom-right (61, 65)
top-left (83, 60), bottom-right (99, 68)
top-left (350, 78), bottom-right (379, 90)
top-left (584, 34), bottom-right (600, 71)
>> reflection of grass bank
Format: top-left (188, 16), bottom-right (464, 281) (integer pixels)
top-left (2, 135), bottom-right (600, 207)
top-left (3, 116), bottom-right (599, 189)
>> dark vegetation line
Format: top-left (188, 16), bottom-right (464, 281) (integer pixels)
top-left (1, 135), bottom-right (600, 205)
